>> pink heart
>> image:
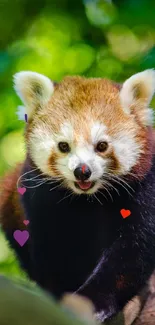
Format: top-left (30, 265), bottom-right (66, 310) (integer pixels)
top-left (23, 220), bottom-right (29, 226)
top-left (18, 187), bottom-right (26, 195)
top-left (13, 230), bottom-right (29, 247)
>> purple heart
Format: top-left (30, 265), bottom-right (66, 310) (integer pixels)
top-left (13, 230), bottom-right (29, 247)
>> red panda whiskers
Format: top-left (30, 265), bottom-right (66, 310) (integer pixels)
top-left (1, 69), bottom-right (155, 322)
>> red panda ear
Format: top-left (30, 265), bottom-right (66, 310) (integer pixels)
top-left (120, 69), bottom-right (155, 125)
top-left (13, 71), bottom-right (54, 120)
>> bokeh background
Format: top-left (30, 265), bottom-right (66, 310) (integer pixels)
top-left (0, 0), bottom-right (155, 280)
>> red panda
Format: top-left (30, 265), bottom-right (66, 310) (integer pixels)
top-left (1, 70), bottom-right (155, 321)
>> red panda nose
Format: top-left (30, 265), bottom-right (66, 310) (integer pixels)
top-left (74, 164), bottom-right (91, 181)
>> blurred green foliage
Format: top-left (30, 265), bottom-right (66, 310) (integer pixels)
top-left (0, 276), bottom-right (96, 325)
top-left (0, 0), bottom-right (155, 279)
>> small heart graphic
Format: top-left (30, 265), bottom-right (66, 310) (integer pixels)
top-left (18, 187), bottom-right (26, 195)
top-left (13, 230), bottom-right (29, 247)
top-left (120, 209), bottom-right (131, 219)
top-left (23, 220), bottom-right (29, 226)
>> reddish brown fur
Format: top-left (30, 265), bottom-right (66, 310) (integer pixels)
top-left (27, 76), bottom-right (151, 180)
top-left (1, 77), bottom-right (155, 231)
top-left (26, 77), bottom-right (129, 141)
top-left (48, 152), bottom-right (62, 177)
top-left (131, 127), bottom-right (155, 180)
top-left (106, 148), bottom-right (121, 173)
top-left (0, 164), bottom-right (25, 231)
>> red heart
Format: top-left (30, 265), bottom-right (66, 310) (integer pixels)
top-left (120, 209), bottom-right (131, 219)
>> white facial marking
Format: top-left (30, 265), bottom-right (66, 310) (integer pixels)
top-left (56, 122), bottom-right (74, 142)
top-left (112, 131), bottom-right (142, 173)
top-left (29, 117), bottom-right (142, 195)
top-left (29, 126), bottom-right (56, 175)
top-left (68, 156), bottom-right (79, 171)
top-left (56, 127), bottom-right (110, 193)
top-left (76, 144), bottom-right (93, 165)
top-left (91, 122), bottom-right (108, 144)
top-left (58, 136), bottom-right (108, 185)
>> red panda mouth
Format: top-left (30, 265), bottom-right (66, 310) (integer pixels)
top-left (74, 181), bottom-right (95, 191)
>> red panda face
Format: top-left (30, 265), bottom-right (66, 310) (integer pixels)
top-left (14, 70), bottom-right (155, 194)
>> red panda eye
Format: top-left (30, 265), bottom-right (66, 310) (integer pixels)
top-left (58, 142), bottom-right (70, 153)
top-left (96, 141), bottom-right (108, 153)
